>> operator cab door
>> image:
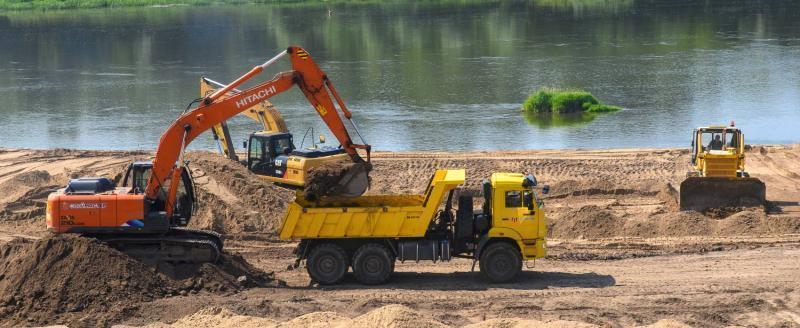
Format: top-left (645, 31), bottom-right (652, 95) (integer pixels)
top-left (247, 134), bottom-right (296, 177)
top-left (492, 186), bottom-right (538, 237)
top-left (121, 163), bottom-right (195, 222)
top-left (247, 135), bottom-right (272, 175)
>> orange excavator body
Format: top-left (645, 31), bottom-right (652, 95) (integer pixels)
top-left (45, 46), bottom-right (370, 262)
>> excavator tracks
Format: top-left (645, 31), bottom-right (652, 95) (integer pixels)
top-left (93, 228), bottom-right (223, 265)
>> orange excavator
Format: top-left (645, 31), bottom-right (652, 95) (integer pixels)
top-left (46, 46), bottom-right (371, 263)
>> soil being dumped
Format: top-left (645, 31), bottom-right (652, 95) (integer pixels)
top-left (186, 152), bottom-right (293, 235)
top-left (303, 160), bottom-right (369, 200)
top-left (0, 235), bottom-right (281, 327)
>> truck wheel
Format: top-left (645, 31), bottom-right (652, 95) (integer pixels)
top-left (479, 242), bottom-right (522, 283)
top-left (352, 243), bottom-right (395, 285)
top-left (307, 243), bottom-right (348, 285)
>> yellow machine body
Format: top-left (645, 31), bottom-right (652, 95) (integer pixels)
top-left (680, 125), bottom-right (766, 211)
top-left (279, 169), bottom-right (547, 260)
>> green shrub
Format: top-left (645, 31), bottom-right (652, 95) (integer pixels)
top-left (523, 88), bottom-right (620, 114)
top-left (523, 90), bottom-right (553, 113)
top-left (585, 104), bottom-right (621, 113)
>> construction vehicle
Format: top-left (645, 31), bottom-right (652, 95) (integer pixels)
top-left (200, 78), bottom-right (363, 196)
top-left (279, 169), bottom-right (550, 285)
top-left (46, 46), bottom-right (371, 263)
top-left (201, 77), bottom-right (288, 162)
top-left (680, 123), bottom-right (766, 211)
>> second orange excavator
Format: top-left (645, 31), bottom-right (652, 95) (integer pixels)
top-left (46, 46), bottom-right (371, 263)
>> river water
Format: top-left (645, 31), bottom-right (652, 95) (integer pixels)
top-left (1, 0), bottom-right (798, 151)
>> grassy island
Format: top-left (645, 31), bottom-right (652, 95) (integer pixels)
top-left (523, 88), bottom-right (621, 114)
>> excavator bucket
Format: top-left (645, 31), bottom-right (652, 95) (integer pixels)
top-left (304, 162), bottom-right (370, 200)
top-left (332, 162), bottom-right (370, 197)
top-left (679, 177), bottom-right (766, 211)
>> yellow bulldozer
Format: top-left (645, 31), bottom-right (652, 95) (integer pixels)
top-left (679, 124), bottom-right (766, 211)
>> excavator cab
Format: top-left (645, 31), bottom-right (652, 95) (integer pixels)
top-left (121, 161), bottom-right (196, 225)
top-left (246, 132), bottom-right (296, 177)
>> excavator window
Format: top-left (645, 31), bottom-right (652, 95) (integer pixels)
top-left (248, 136), bottom-right (270, 174)
top-left (271, 137), bottom-right (293, 156)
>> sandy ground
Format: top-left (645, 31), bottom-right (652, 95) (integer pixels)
top-left (0, 146), bottom-right (798, 327)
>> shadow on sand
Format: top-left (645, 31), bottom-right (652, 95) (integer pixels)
top-left (314, 270), bottom-right (615, 291)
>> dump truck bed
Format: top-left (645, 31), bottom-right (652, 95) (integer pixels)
top-left (279, 169), bottom-right (465, 240)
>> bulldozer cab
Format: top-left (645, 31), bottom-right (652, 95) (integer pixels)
top-left (692, 126), bottom-right (744, 164)
top-left (246, 132), bottom-right (296, 177)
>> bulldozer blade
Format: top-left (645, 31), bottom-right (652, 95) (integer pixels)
top-left (679, 177), bottom-right (766, 212)
top-left (332, 163), bottom-right (369, 197)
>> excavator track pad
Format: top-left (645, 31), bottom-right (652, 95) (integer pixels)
top-left (94, 228), bottom-right (223, 265)
top-left (679, 177), bottom-right (766, 212)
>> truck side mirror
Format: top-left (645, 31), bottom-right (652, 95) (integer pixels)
top-left (242, 140), bottom-right (248, 149)
top-left (542, 185), bottom-right (550, 195)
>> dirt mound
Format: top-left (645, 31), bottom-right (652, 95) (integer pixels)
top-left (465, 318), bottom-right (599, 328)
top-left (0, 235), bottom-right (172, 326)
top-left (549, 205), bottom-right (624, 239)
top-left (549, 205), bottom-right (800, 239)
top-left (133, 305), bottom-right (696, 328)
top-left (0, 170), bottom-right (60, 223)
top-left (146, 307), bottom-right (279, 328)
top-left (352, 304), bottom-right (447, 328)
top-left (186, 152), bottom-right (293, 235)
top-left (281, 311), bottom-right (350, 327)
top-left (0, 235), bottom-right (281, 327)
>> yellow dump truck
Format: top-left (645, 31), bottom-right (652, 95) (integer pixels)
top-left (279, 169), bottom-right (549, 285)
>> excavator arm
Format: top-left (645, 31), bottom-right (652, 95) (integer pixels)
top-left (201, 77), bottom-right (289, 161)
top-left (145, 46), bottom-right (371, 215)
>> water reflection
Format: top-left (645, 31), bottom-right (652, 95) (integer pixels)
top-left (0, 0), bottom-right (798, 151)
top-left (522, 111), bottom-right (598, 128)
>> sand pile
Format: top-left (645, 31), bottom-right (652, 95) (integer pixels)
top-left (0, 235), bottom-right (280, 327)
top-left (186, 152), bottom-right (293, 235)
top-left (140, 307), bottom-right (279, 328)
top-left (549, 205), bottom-right (800, 239)
top-left (0, 235), bottom-right (172, 326)
top-left (0, 170), bottom-right (60, 222)
top-left (133, 305), bottom-right (695, 328)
